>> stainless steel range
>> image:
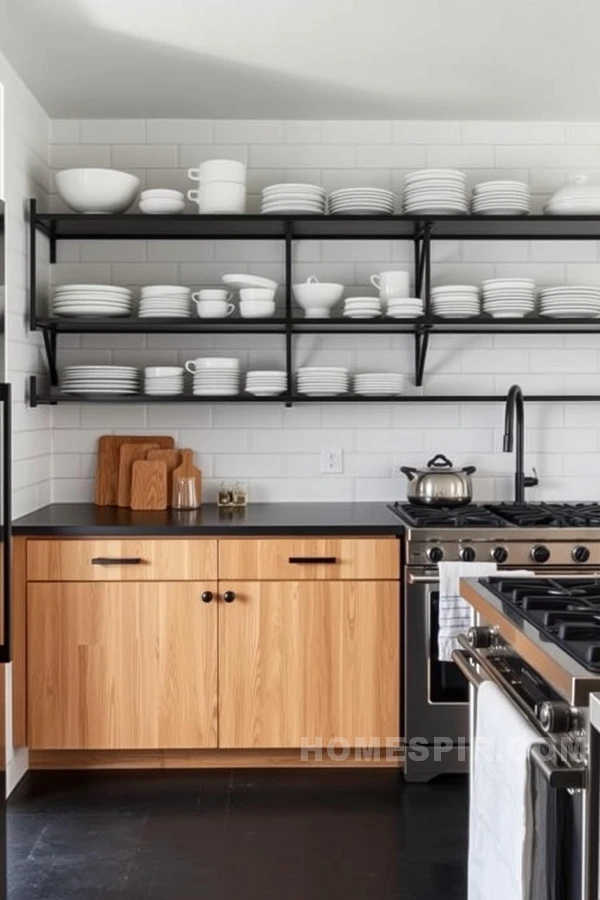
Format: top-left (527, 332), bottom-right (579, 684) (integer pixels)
top-left (387, 501), bottom-right (600, 783)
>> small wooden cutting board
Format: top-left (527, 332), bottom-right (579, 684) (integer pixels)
top-left (171, 449), bottom-right (202, 506)
top-left (146, 449), bottom-right (182, 506)
top-left (130, 460), bottom-right (168, 510)
top-left (117, 443), bottom-right (160, 508)
top-left (95, 434), bottom-right (175, 506)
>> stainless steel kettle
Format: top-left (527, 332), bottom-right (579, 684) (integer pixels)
top-left (400, 454), bottom-right (476, 506)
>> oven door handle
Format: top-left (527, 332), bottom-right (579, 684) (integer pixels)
top-left (407, 574), bottom-right (439, 585)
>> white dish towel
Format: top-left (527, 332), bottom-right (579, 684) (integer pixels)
top-left (469, 681), bottom-right (541, 900)
top-left (438, 562), bottom-right (497, 661)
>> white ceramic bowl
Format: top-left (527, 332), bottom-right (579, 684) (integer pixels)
top-left (240, 300), bottom-right (276, 319)
top-left (144, 367), bottom-right (185, 377)
top-left (140, 199), bottom-right (185, 215)
top-left (188, 182), bottom-right (246, 214)
top-left (55, 168), bottom-right (140, 214)
top-left (292, 280), bottom-right (344, 313)
top-left (185, 357), bottom-right (240, 373)
top-left (239, 288), bottom-right (276, 303)
top-left (141, 189), bottom-right (184, 200)
top-left (188, 160), bottom-right (247, 184)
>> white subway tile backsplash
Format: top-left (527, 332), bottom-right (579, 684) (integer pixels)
top-left (80, 119), bottom-right (146, 144)
top-left (495, 145), bottom-right (600, 169)
top-left (50, 144), bottom-right (111, 168)
top-left (250, 144), bottom-right (355, 168)
top-left (393, 121), bottom-right (461, 144)
top-left (356, 145), bottom-right (426, 168)
top-left (461, 121), bottom-right (565, 145)
top-left (322, 121), bottom-right (392, 144)
top-left (146, 119), bottom-right (214, 144)
top-left (283, 121), bottom-right (323, 144)
top-left (214, 120), bottom-right (284, 144)
top-left (426, 145), bottom-right (494, 168)
top-left (177, 144), bottom-right (248, 167)
top-left (111, 144), bottom-right (177, 168)
top-left (51, 119), bottom-right (80, 143)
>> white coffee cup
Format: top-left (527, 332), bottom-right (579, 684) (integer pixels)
top-left (188, 160), bottom-right (247, 184)
top-left (370, 270), bottom-right (410, 300)
top-left (194, 299), bottom-right (235, 318)
top-left (239, 288), bottom-right (276, 303)
top-left (240, 300), bottom-right (276, 319)
top-left (185, 357), bottom-right (240, 373)
top-left (188, 182), bottom-right (246, 214)
top-left (192, 289), bottom-right (233, 303)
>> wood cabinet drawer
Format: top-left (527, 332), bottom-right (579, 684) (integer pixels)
top-left (218, 537), bottom-right (400, 581)
top-left (27, 539), bottom-right (218, 582)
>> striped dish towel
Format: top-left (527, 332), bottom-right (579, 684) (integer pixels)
top-left (438, 562), bottom-right (498, 661)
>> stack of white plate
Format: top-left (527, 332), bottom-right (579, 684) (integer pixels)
top-left (144, 366), bottom-right (185, 396)
top-left (353, 373), bottom-right (406, 396)
top-left (52, 284), bottom-right (133, 317)
top-left (261, 183), bottom-right (326, 215)
top-left (191, 359), bottom-right (240, 396)
top-left (245, 370), bottom-right (287, 396)
top-left (539, 286), bottom-right (600, 318)
top-left (328, 188), bottom-right (396, 216)
top-left (60, 366), bottom-right (140, 395)
top-left (431, 285), bottom-right (480, 318)
top-left (386, 297), bottom-right (425, 319)
top-left (482, 279), bottom-right (536, 318)
top-left (343, 297), bottom-right (381, 319)
top-left (472, 181), bottom-right (531, 216)
top-left (139, 189), bottom-right (185, 215)
top-left (296, 367), bottom-right (349, 396)
top-left (403, 170), bottom-right (468, 215)
top-left (139, 286), bottom-right (192, 318)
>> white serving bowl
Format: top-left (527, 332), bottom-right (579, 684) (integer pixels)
top-left (292, 278), bottom-right (344, 313)
top-left (55, 168), bottom-right (140, 214)
top-left (140, 199), bottom-right (185, 215)
top-left (240, 300), bottom-right (276, 319)
top-left (188, 160), bottom-right (247, 184)
top-left (239, 288), bottom-right (276, 303)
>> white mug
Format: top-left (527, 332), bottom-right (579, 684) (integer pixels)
top-left (370, 270), bottom-right (410, 300)
top-left (192, 289), bottom-right (233, 303)
top-left (194, 299), bottom-right (235, 318)
top-left (188, 160), bottom-right (247, 184)
top-left (187, 182), bottom-right (246, 213)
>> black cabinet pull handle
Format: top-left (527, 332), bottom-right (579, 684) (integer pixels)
top-left (90, 557), bottom-right (143, 566)
top-left (223, 591), bottom-right (236, 603)
top-left (201, 591), bottom-right (214, 604)
top-left (288, 557), bottom-right (337, 565)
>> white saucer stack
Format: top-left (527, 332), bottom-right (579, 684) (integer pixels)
top-left (539, 285), bottom-right (600, 318)
top-left (353, 373), bottom-right (406, 396)
top-left (472, 181), bottom-right (531, 215)
top-left (139, 286), bottom-right (192, 318)
top-left (60, 366), bottom-right (140, 395)
top-left (52, 284), bottom-right (133, 317)
top-left (144, 366), bottom-right (185, 395)
top-left (386, 297), bottom-right (424, 318)
top-left (403, 170), bottom-right (469, 214)
top-left (245, 371), bottom-right (287, 396)
top-left (191, 359), bottom-right (240, 396)
top-left (261, 183), bottom-right (326, 215)
top-left (482, 279), bottom-right (536, 318)
top-left (343, 297), bottom-right (381, 318)
top-left (328, 188), bottom-right (396, 216)
top-left (296, 367), bottom-right (349, 396)
top-left (431, 285), bottom-right (480, 318)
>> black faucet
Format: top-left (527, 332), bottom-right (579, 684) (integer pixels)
top-left (502, 384), bottom-right (539, 503)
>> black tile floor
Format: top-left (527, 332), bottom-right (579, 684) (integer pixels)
top-left (7, 770), bottom-right (468, 899)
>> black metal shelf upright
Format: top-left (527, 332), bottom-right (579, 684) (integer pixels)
top-left (28, 199), bottom-right (600, 406)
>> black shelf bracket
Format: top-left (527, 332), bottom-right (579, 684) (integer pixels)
top-left (284, 223), bottom-right (294, 408)
top-left (413, 222), bottom-right (433, 385)
top-left (414, 327), bottom-right (431, 388)
top-left (41, 328), bottom-right (58, 387)
top-left (29, 198), bottom-right (37, 332)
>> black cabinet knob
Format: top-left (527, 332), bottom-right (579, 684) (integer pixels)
top-left (223, 590), bottom-right (236, 603)
top-left (201, 591), bottom-right (213, 603)
top-left (427, 546), bottom-right (444, 563)
top-left (531, 545), bottom-right (550, 564)
top-left (468, 626), bottom-right (494, 650)
top-left (491, 545), bottom-right (508, 563)
top-left (572, 545), bottom-right (590, 564)
top-left (460, 546), bottom-right (476, 562)
top-left (539, 701), bottom-right (575, 734)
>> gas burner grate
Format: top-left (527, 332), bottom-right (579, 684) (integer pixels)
top-left (488, 502), bottom-right (600, 528)
top-left (388, 502), bottom-right (510, 528)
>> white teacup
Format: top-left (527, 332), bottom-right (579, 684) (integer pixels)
top-left (185, 357), bottom-right (240, 373)
top-left (188, 160), bottom-right (247, 184)
top-left (240, 300), bottom-right (276, 319)
top-left (192, 289), bottom-right (233, 303)
top-left (188, 182), bottom-right (246, 214)
top-left (370, 270), bottom-right (410, 300)
top-left (239, 288), bottom-right (276, 303)
top-left (194, 299), bottom-right (235, 318)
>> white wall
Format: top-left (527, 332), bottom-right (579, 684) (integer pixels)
top-left (47, 118), bottom-right (600, 503)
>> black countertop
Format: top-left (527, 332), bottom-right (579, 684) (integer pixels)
top-left (12, 503), bottom-right (404, 537)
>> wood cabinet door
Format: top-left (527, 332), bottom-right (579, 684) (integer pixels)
top-left (27, 582), bottom-right (218, 750)
top-left (218, 581), bottom-right (399, 749)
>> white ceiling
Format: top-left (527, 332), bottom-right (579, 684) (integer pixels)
top-left (2, 0), bottom-right (600, 119)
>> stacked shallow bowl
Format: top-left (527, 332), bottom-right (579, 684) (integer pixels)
top-left (60, 366), bottom-right (139, 395)
top-left (296, 367), bottom-right (349, 396)
top-left (328, 188), bottom-right (395, 216)
top-left (261, 183), bottom-right (325, 215)
top-left (139, 189), bottom-right (185, 215)
top-left (144, 366), bottom-right (185, 396)
top-left (472, 181), bottom-right (531, 216)
top-left (386, 297), bottom-right (424, 318)
top-left (343, 297), bottom-right (381, 318)
top-left (353, 373), bottom-right (406, 396)
top-left (189, 359), bottom-right (240, 396)
top-left (539, 286), bottom-right (600, 318)
top-left (52, 284), bottom-right (133, 318)
top-left (482, 279), bottom-right (536, 318)
top-left (431, 285), bottom-right (480, 318)
top-left (245, 371), bottom-right (287, 396)
top-left (139, 286), bottom-right (192, 318)
top-left (403, 170), bottom-right (468, 215)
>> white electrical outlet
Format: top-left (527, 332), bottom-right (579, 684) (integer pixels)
top-left (320, 448), bottom-right (343, 474)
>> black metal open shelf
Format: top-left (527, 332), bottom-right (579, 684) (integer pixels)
top-left (28, 199), bottom-right (600, 407)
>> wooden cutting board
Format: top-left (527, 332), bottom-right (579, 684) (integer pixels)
top-left (130, 460), bottom-right (168, 510)
top-left (146, 449), bottom-right (182, 506)
top-left (117, 443), bottom-right (160, 508)
top-left (171, 449), bottom-right (202, 507)
top-left (95, 434), bottom-right (175, 506)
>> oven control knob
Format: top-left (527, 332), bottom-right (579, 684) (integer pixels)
top-left (539, 701), bottom-right (575, 734)
top-left (491, 545), bottom-right (508, 563)
top-left (427, 545), bottom-right (444, 563)
top-left (531, 545), bottom-right (551, 564)
top-left (460, 546), bottom-right (476, 562)
top-left (467, 626), bottom-right (493, 650)
top-left (572, 545), bottom-right (590, 564)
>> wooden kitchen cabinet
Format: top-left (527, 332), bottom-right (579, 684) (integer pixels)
top-left (27, 581), bottom-right (218, 750)
top-left (218, 580), bottom-right (400, 749)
